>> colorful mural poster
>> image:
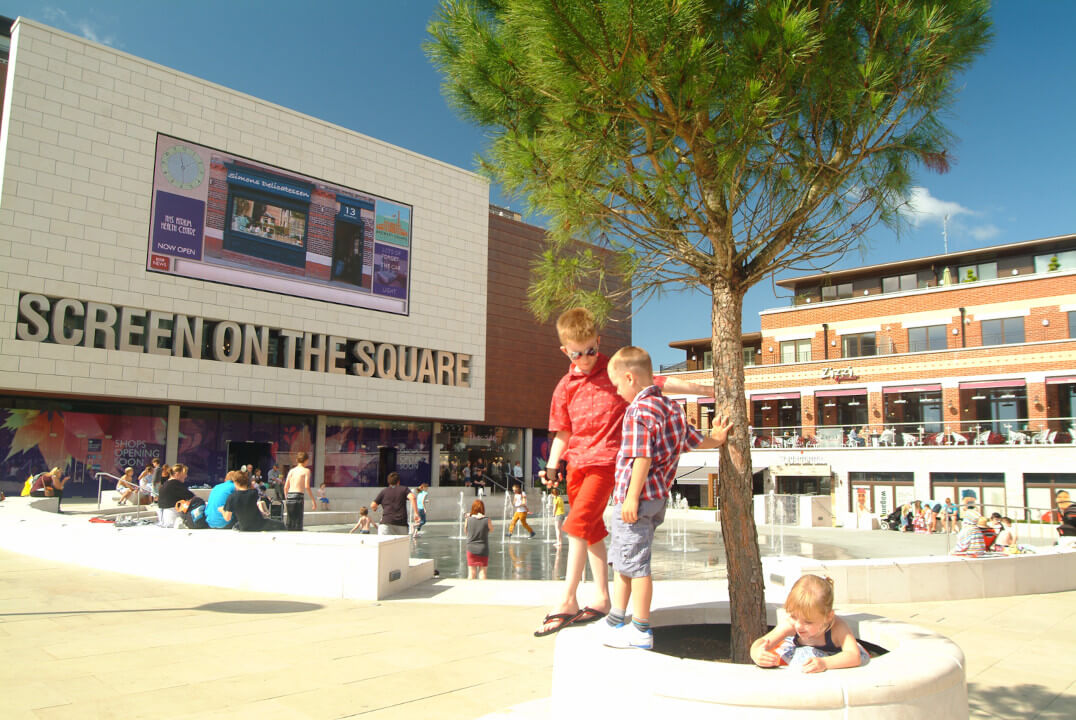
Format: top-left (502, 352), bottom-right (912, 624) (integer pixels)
top-left (374, 200), bottom-right (411, 247)
top-left (372, 244), bottom-right (409, 299)
top-left (0, 406), bottom-right (166, 498)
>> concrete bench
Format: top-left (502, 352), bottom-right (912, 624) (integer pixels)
top-left (765, 548), bottom-right (1076, 603)
top-left (2, 498), bottom-right (433, 601)
top-left (553, 602), bottom-right (966, 719)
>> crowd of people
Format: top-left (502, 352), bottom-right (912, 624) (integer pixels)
top-left (440, 457), bottom-right (525, 495)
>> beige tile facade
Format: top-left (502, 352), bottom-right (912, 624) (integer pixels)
top-left (0, 19), bottom-right (489, 420)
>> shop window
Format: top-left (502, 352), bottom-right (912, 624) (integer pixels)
top-left (779, 339), bottom-right (811, 364)
top-left (230, 195), bottom-right (307, 248)
top-left (930, 472), bottom-right (1006, 516)
top-left (848, 472), bottom-right (914, 517)
top-left (907, 325), bottom-right (947, 352)
top-left (958, 261), bottom-right (997, 283)
top-left (1024, 474), bottom-right (1076, 521)
top-left (981, 317), bottom-right (1025, 346)
top-left (0, 397), bottom-right (168, 498)
top-left (841, 332), bottom-right (876, 358)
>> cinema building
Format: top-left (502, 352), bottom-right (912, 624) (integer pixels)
top-left (668, 234), bottom-right (1076, 523)
top-left (0, 18), bottom-right (629, 499)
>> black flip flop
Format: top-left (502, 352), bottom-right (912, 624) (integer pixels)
top-left (570, 606), bottom-right (607, 626)
top-left (534, 612), bottom-right (577, 637)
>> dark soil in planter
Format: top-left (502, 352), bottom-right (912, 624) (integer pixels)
top-left (653, 624), bottom-right (888, 663)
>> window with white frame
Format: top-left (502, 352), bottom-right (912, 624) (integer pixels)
top-left (780, 339), bottom-right (811, 364)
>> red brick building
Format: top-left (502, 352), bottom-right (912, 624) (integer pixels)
top-left (667, 234), bottom-right (1076, 521)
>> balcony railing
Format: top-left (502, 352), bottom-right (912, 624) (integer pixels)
top-left (748, 419), bottom-right (1076, 449)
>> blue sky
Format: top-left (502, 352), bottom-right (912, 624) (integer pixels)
top-left (14, 1), bottom-right (1076, 367)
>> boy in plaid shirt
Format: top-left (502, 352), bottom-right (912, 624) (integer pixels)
top-left (600, 346), bottom-right (733, 649)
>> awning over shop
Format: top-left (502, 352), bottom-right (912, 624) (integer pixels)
top-left (697, 397), bottom-right (715, 405)
top-left (749, 392), bottom-right (801, 402)
top-left (675, 465), bottom-right (718, 480)
top-left (959, 379), bottom-right (1026, 390)
top-left (814, 388), bottom-right (867, 398)
top-left (1046, 375), bottom-right (1076, 385)
top-left (770, 464), bottom-right (830, 477)
top-left (883, 384), bottom-right (941, 394)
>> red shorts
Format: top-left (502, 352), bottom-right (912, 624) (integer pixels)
top-left (466, 551), bottom-right (489, 567)
top-left (561, 464), bottom-right (615, 544)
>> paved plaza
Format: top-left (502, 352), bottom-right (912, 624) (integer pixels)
top-left (1, 502), bottom-right (1074, 719)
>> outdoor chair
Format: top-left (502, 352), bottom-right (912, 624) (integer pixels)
top-left (901, 432), bottom-right (920, 446)
top-left (950, 431), bottom-right (968, 445)
top-left (878, 428), bottom-right (896, 446)
top-left (1031, 430), bottom-right (1049, 444)
top-left (974, 430), bottom-right (991, 445)
top-left (1008, 430), bottom-right (1030, 445)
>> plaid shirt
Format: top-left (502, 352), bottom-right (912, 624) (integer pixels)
top-left (613, 385), bottom-right (704, 503)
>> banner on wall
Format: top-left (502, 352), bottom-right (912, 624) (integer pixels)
top-left (147, 134), bottom-right (413, 315)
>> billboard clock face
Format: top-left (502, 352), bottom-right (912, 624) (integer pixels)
top-left (161, 145), bottom-right (205, 189)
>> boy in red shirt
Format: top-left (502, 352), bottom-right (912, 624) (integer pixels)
top-left (534, 308), bottom-right (708, 636)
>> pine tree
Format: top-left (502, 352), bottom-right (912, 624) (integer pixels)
top-left (428, 0), bottom-right (991, 662)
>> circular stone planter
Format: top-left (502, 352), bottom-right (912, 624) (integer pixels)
top-left (552, 603), bottom-right (967, 719)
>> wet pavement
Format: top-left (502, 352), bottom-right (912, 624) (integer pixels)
top-left (309, 513), bottom-right (1010, 581)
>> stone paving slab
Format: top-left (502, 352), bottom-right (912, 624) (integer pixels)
top-left (2, 498), bottom-right (1075, 719)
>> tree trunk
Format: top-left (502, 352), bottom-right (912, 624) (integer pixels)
top-left (711, 280), bottom-right (767, 663)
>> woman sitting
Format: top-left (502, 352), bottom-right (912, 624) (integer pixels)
top-left (29, 467), bottom-right (70, 511)
top-left (116, 466), bottom-right (138, 504)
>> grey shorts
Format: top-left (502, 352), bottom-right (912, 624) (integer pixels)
top-left (378, 524), bottom-right (409, 536)
top-left (609, 498), bottom-right (666, 578)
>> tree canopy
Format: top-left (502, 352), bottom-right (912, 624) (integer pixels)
top-left (428, 0), bottom-right (991, 321)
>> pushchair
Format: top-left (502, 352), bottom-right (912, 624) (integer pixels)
top-left (879, 508), bottom-right (903, 531)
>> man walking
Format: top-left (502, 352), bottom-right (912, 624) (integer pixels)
top-left (371, 471), bottom-right (419, 536)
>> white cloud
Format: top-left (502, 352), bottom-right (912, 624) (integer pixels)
top-left (901, 186), bottom-right (973, 227)
top-left (968, 224), bottom-right (1001, 241)
top-left (899, 187), bottom-right (1002, 247)
top-left (41, 7), bottom-right (116, 47)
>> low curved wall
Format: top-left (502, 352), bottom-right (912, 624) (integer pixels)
top-left (764, 548), bottom-right (1076, 604)
top-left (552, 604), bottom-right (967, 719)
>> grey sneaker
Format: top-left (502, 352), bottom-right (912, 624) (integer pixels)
top-left (603, 623), bottom-right (653, 650)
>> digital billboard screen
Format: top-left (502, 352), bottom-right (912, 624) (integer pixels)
top-left (146, 134), bottom-right (412, 314)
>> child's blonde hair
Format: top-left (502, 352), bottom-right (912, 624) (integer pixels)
top-left (784, 574), bottom-right (835, 622)
top-left (556, 308), bottom-right (597, 344)
top-left (608, 346), bottom-right (654, 382)
top-left (360, 506), bottom-right (368, 516)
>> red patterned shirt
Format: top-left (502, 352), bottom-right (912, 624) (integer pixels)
top-left (548, 354), bottom-right (666, 469)
top-left (613, 385), bottom-right (704, 503)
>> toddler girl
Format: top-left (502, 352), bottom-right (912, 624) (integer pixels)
top-left (750, 575), bottom-right (869, 672)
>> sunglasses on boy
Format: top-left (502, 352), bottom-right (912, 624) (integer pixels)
top-left (566, 346), bottom-right (598, 361)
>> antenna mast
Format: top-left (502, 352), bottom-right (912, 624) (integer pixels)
top-left (943, 214), bottom-right (950, 254)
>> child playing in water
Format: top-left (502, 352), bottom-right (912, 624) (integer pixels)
top-left (750, 575), bottom-right (869, 672)
top-left (349, 506), bottom-right (375, 534)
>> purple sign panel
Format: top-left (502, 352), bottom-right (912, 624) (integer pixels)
top-left (152, 190), bottom-right (205, 261)
top-left (372, 243), bottom-right (408, 299)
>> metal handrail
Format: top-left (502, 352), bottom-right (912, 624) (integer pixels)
top-left (747, 419), bottom-right (1076, 449)
top-left (94, 471), bottom-right (156, 513)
